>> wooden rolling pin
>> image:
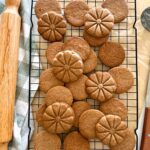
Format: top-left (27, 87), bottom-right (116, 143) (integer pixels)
top-left (0, 0), bottom-right (21, 149)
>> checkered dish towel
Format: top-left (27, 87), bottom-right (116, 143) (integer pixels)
top-left (0, 0), bottom-right (38, 150)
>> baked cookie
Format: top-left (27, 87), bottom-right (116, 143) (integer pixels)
top-left (86, 72), bottom-right (116, 102)
top-left (98, 42), bottom-right (125, 67)
top-left (45, 86), bottom-right (73, 106)
top-left (102, 0), bottom-right (128, 23)
top-left (38, 11), bottom-right (67, 42)
top-left (34, 131), bottom-right (61, 150)
top-left (64, 131), bottom-right (90, 150)
top-left (63, 37), bottom-right (91, 61)
top-left (64, 0), bottom-right (89, 27)
top-left (79, 109), bottom-right (104, 139)
top-left (109, 67), bottom-right (134, 94)
top-left (84, 7), bottom-right (114, 37)
top-left (96, 115), bottom-right (128, 147)
top-left (83, 31), bottom-right (109, 47)
top-left (72, 101), bottom-right (91, 127)
top-left (36, 104), bottom-right (47, 126)
top-left (35, 0), bottom-right (61, 18)
top-left (46, 42), bottom-right (64, 65)
top-left (43, 102), bottom-right (75, 133)
top-left (39, 68), bottom-right (64, 93)
top-left (66, 75), bottom-right (88, 101)
top-left (99, 98), bottom-right (128, 120)
top-left (83, 49), bottom-right (97, 74)
top-left (52, 50), bottom-right (83, 83)
top-left (111, 129), bottom-right (136, 150)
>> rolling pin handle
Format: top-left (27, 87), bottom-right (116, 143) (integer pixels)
top-left (6, 0), bottom-right (21, 10)
top-left (0, 143), bottom-right (8, 150)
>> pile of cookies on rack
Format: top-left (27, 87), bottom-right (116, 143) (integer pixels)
top-left (34, 0), bottom-right (136, 149)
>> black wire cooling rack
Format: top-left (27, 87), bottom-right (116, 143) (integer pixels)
top-left (28, 0), bottom-right (138, 149)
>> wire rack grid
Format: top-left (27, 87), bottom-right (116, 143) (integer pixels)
top-left (29, 0), bottom-right (138, 149)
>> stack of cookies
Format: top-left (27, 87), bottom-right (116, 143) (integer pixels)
top-left (34, 0), bottom-right (136, 150)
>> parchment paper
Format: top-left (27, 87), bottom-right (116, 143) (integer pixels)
top-left (136, 0), bottom-right (150, 117)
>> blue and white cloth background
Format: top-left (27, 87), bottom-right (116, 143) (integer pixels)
top-left (0, 0), bottom-right (38, 150)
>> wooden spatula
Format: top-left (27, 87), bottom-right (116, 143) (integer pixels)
top-left (141, 73), bottom-right (150, 149)
top-left (0, 0), bottom-right (21, 149)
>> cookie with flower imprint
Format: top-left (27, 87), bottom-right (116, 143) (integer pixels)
top-left (84, 7), bottom-right (114, 37)
top-left (86, 71), bottom-right (116, 102)
top-left (96, 114), bottom-right (128, 147)
top-left (43, 102), bottom-right (75, 133)
top-left (38, 11), bottom-right (66, 42)
top-left (52, 50), bottom-right (84, 83)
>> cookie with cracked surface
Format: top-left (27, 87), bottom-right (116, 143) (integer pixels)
top-left (111, 129), bottom-right (136, 150)
top-left (86, 72), bottom-right (116, 102)
top-left (83, 31), bottom-right (109, 47)
top-left (38, 11), bottom-right (67, 42)
top-left (109, 67), bottom-right (134, 94)
top-left (64, 131), bottom-right (90, 150)
top-left (83, 31), bottom-right (109, 46)
top-left (62, 37), bottom-right (91, 61)
top-left (96, 115), bottom-right (128, 147)
top-left (84, 7), bottom-right (114, 37)
top-left (98, 42), bottom-right (125, 67)
top-left (35, 0), bottom-right (61, 18)
top-left (45, 86), bottom-right (73, 106)
top-left (72, 101), bottom-right (91, 127)
top-left (46, 42), bottom-right (64, 65)
top-left (83, 48), bottom-right (97, 74)
top-left (39, 68), bottom-right (64, 93)
top-left (36, 104), bottom-right (47, 126)
top-left (52, 50), bottom-right (84, 83)
top-left (43, 102), bottom-right (75, 133)
top-left (66, 75), bottom-right (88, 101)
top-left (34, 131), bottom-right (61, 150)
top-left (79, 109), bottom-right (104, 139)
top-left (64, 0), bottom-right (89, 27)
top-left (99, 98), bottom-right (128, 120)
top-left (102, 0), bottom-right (128, 23)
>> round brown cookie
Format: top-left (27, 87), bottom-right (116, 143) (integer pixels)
top-left (86, 72), bottom-right (116, 102)
top-left (84, 7), bottom-right (114, 37)
top-left (109, 67), bottom-right (134, 94)
top-left (96, 115), bottom-right (128, 147)
top-left (98, 42), bottom-right (125, 67)
top-left (62, 37), bottom-right (91, 61)
top-left (43, 102), bottom-right (75, 133)
top-left (52, 50), bottom-right (83, 83)
top-left (34, 131), bottom-right (61, 150)
top-left (46, 42), bottom-right (64, 65)
top-left (102, 0), bottom-right (128, 23)
top-left (64, 0), bottom-right (89, 27)
top-left (45, 86), bottom-right (73, 106)
top-left (38, 11), bottom-right (67, 42)
top-left (64, 131), bottom-right (90, 150)
top-left (66, 75), bottom-right (88, 101)
top-left (79, 109), bottom-right (104, 139)
top-left (72, 101), bottom-right (91, 127)
top-left (83, 31), bottom-right (109, 47)
top-left (83, 49), bottom-right (97, 74)
top-left (35, 0), bottom-right (61, 18)
top-left (111, 129), bottom-right (136, 150)
top-left (36, 104), bottom-right (47, 126)
top-left (39, 68), bottom-right (64, 93)
top-left (99, 98), bottom-right (128, 120)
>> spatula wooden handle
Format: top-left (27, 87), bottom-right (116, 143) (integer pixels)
top-left (0, 0), bottom-right (21, 149)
